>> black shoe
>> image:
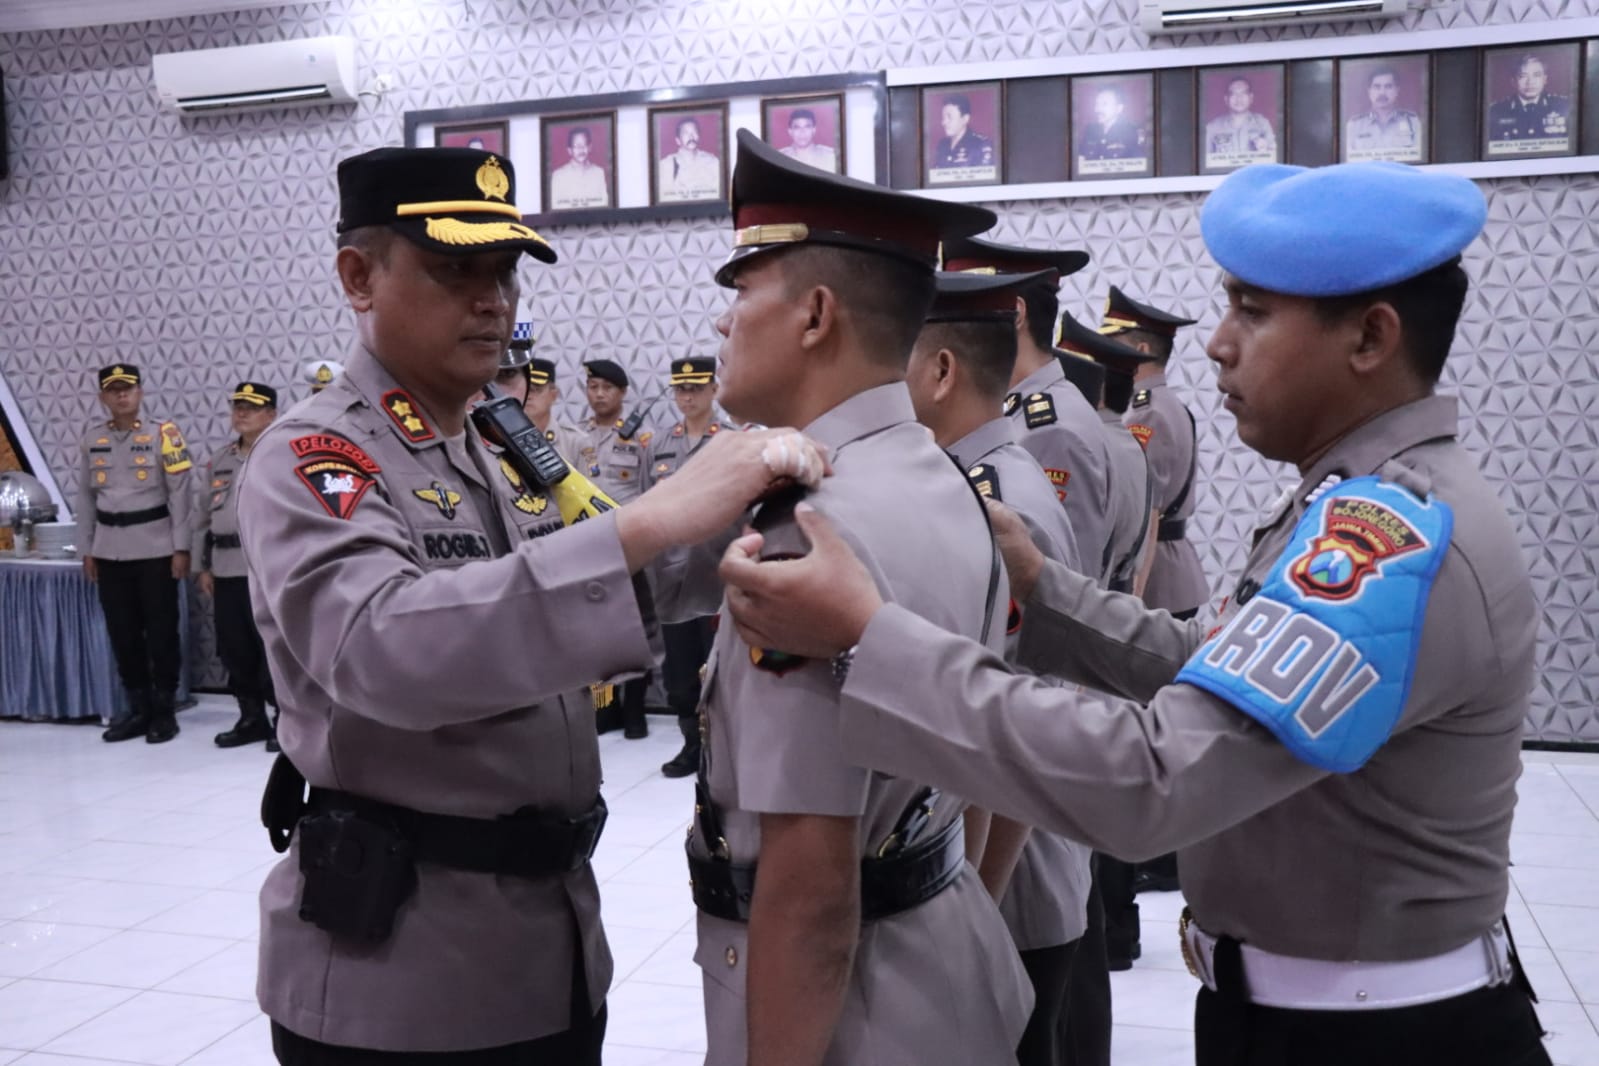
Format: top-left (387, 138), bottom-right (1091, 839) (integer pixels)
top-left (265, 706), bottom-right (281, 752)
top-left (215, 717), bottom-right (272, 747)
top-left (623, 716), bottom-right (649, 740)
top-left (661, 742), bottom-right (699, 778)
top-left (1132, 871), bottom-right (1181, 894)
top-left (146, 690), bottom-right (179, 744)
top-left (1107, 943), bottom-right (1141, 972)
top-left (595, 705), bottom-right (621, 735)
top-left (102, 714), bottom-right (149, 742)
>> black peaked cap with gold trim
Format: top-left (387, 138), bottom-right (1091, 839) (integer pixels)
top-left (927, 269), bottom-right (1054, 323)
top-left (337, 147), bottom-right (556, 264)
top-left (1100, 285), bottom-right (1196, 338)
top-left (1058, 313), bottom-right (1157, 375)
top-left (670, 357), bottom-right (717, 386)
top-left (231, 381), bottom-right (277, 406)
top-left (716, 129), bottom-right (996, 287)
top-left (527, 358), bottom-right (556, 387)
top-left (98, 364), bottom-right (141, 388)
top-left (941, 235), bottom-right (1089, 283)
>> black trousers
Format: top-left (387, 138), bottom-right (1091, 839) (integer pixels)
top-left (661, 616), bottom-right (716, 716)
top-left (1060, 865), bottom-right (1112, 1066)
top-left (271, 1007), bottom-right (606, 1066)
top-left (214, 576), bottom-right (274, 704)
top-left (1194, 981), bottom-right (1549, 1066)
top-left (1096, 852), bottom-right (1140, 960)
top-left (95, 556), bottom-right (181, 696)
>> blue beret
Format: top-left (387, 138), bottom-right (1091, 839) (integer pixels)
top-left (1200, 162), bottom-right (1487, 298)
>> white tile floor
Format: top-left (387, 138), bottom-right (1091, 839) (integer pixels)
top-left (1, 694), bottom-right (1596, 1064)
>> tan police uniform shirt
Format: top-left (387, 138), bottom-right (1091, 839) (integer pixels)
top-left (691, 384), bottom-right (1032, 1066)
top-left (77, 417), bottom-right (194, 560)
top-left (239, 346), bottom-right (657, 1051)
top-left (642, 417), bottom-right (735, 621)
top-left (579, 417), bottom-right (652, 504)
top-left (1124, 373), bottom-right (1209, 613)
top-left (1005, 359), bottom-right (1109, 577)
top-left (837, 395), bottom-right (1536, 963)
top-left (539, 417), bottom-right (586, 470)
top-left (951, 417), bottom-right (1092, 951)
top-left (191, 440), bottom-right (249, 579)
top-left (1101, 407), bottom-right (1154, 593)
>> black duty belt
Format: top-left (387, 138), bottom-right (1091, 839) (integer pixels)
top-left (299, 786), bottom-right (607, 878)
top-left (687, 799), bottom-right (966, 924)
top-left (96, 504), bottom-right (170, 527)
top-left (1158, 517), bottom-right (1187, 541)
top-left (208, 533), bottom-right (242, 550)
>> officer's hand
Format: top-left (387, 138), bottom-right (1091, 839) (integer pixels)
top-left (171, 551), bottom-right (191, 581)
top-left (721, 504), bottom-right (882, 658)
top-left (618, 429), bottom-right (830, 571)
top-left (196, 570), bottom-right (214, 599)
top-left (82, 556), bottom-right (98, 583)
top-left (987, 500), bottom-right (1043, 603)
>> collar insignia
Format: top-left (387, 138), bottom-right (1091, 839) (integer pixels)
top-left (382, 389), bottom-right (435, 443)
top-left (414, 481), bottom-right (462, 520)
top-left (1003, 392), bottom-right (1021, 417)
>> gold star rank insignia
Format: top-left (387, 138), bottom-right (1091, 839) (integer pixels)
top-left (382, 389), bottom-right (436, 443)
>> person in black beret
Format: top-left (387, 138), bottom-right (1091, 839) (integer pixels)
top-left (194, 382), bottom-right (279, 749)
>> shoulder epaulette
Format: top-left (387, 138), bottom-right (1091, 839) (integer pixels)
top-left (1023, 392), bottom-right (1057, 429)
top-left (1132, 389), bottom-right (1152, 408)
top-left (966, 462), bottom-right (1001, 502)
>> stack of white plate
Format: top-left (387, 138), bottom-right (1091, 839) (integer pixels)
top-left (32, 521), bottom-right (77, 559)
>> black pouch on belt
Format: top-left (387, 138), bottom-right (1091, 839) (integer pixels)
top-left (296, 808), bottom-right (418, 945)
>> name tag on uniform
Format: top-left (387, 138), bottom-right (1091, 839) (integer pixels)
top-left (608, 450), bottom-right (640, 468)
top-left (1174, 476), bottom-right (1452, 773)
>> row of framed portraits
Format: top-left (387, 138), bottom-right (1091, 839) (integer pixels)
top-left (434, 92), bottom-right (852, 214)
top-left (909, 40), bottom-right (1589, 187)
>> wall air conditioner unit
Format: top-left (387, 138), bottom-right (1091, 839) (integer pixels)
top-left (1141, 0), bottom-right (1407, 34)
top-left (152, 35), bottom-right (357, 115)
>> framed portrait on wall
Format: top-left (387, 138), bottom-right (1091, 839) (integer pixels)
top-left (762, 94), bottom-right (845, 174)
top-left (434, 120), bottom-right (509, 156)
top-left (1339, 54), bottom-right (1429, 164)
top-left (649, 103), bottom-right (729, 206)
top-left (1199, 65), bottom-right (1284, 174)
top-left (922, 82), bottom-right (1003, 187)
top-left (541, 112), bottom-right (616, 212)
top-left (1483, 43), bottom-right (1580, 159)
top-left (1072, 73), bottom-right (1154, 179)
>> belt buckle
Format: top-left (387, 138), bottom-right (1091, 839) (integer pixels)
top-left (1178, 906), bottom-right (1201, 980)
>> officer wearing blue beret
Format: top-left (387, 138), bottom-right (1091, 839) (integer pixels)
top-left (719, 161), bottom-right (1551, 1066)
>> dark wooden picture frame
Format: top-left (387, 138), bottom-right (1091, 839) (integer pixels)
top-left (434, 120), bottom-right (510, 156)
top-left (1198, 64), bottom-right (1285, 175)
top-left (1339, 53), bottom-right (1430, 165)
top-left (649, 102), bottom-right (730, 206)
top-left (921, 81), bottom-right (1004, 188)
top-left (761, 93), bottom-right (846, 175)
top-left (541, 111), bottom-right (618, 213)
top-left (1071, 72), bottom-right (1156, 180)
top-left (1482, 42), bottom-right (1581, 161)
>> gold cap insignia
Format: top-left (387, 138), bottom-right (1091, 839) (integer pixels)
top-left (681, 362), bottom-right (693, 373)
top-left (476, 156), bottom-right (510, 202)
top-left (315, 365), bottom-right (333, 384)
top-left (241, 384), bottom-right (255, 394)
top-left (113, 365), bottom-right (124, 375)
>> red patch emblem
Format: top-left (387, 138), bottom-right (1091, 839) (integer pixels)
top-left (290, 434), bottom-right (381, 520)
top-left (1288, 496), bottom-right (1427, 602)
top-left (1128, 424), bottom-right (1154, 449)
top-left (1006, 598), bottom-right (1022, 635)
top-left (381, 389), bottom-right (435, 443)
top-left (1044, 467), bottom-right (1070, 502)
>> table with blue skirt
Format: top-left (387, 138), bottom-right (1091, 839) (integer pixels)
top-left (0, 556), bottom-right (191, 722)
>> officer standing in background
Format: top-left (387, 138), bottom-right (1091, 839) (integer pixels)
top-left (579, 357), bottom-right (656, 738)
top-left (943, 237), bottom-right (1105, 578)
top-left (905, 269), bottom-right (1097, 1066)
top-left (720, 161), bottom-right (1551, 1066)
top-left (79, 364), bottom-right (194, 744)
top-left (194, 382), bottom-right (278, 749)
top-left (1102, 286), bottom-right (1210, 898)
top-left (240, 146), bottom-right (825, 1066)
top-left (300, 358), bottom-right (344, 396)
top-left (1101, 286), bottom-right (1207, 618)
top-left (644, 356), bottom-right (735, 778)
top-left (683, 130), bottom-right (1030, 1066)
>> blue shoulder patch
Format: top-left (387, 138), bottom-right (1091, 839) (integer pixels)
top-left (1173, 476), bottom-right (1452, 773)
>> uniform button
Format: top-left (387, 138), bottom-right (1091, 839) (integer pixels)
top-left (585, 581), bottom-right (606, 602)
top-left (725, 946), bottom-right (738, 967)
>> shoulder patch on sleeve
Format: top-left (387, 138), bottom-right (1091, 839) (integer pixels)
top-left (159, 422), bottom-right (192, 473)
top-left (1133, 389), bottom-right (1152, 408)
top-left (1173, 476), bottom-right (1453, 773)
top-left (1128, 424), bottom-right (1154, 449)
top-left (1043, 467), bottom-right (1069, 501)
top-left (289, 433), bottom-right (381, 520)
top-left (1023, 392), bottom-right (1057, 429)
top-left (966, 462), bottom-right (1001, 501)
